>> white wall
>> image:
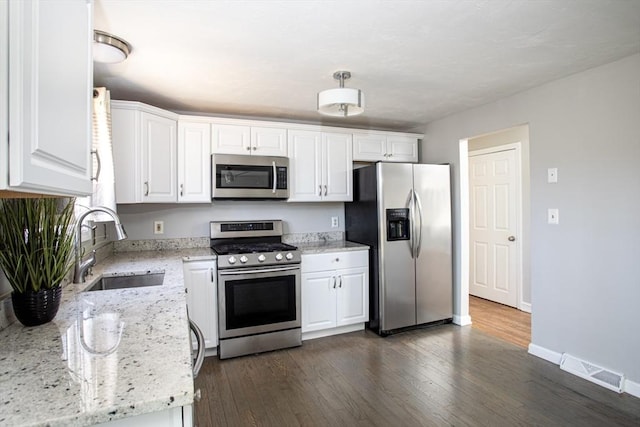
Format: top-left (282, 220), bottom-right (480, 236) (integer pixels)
top-left (116, 201), bottom-right (345, 240)
top-left (421, 54), bottom-right (640, 384)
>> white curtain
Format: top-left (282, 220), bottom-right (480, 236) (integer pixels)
top-left (76, 87), bottom-right (117, 222)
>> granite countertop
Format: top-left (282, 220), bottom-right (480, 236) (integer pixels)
top-left (296, 240), bottom-right (369, 254)
top-left (0, 248), bottom-right (215, 427)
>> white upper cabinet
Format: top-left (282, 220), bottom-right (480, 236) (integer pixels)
top-left (2, 0), bottom-right (93, 196)
top-left (287, 130), bottom-right (352, 202)
top-left (142, 113), bottom-right (177, 203)
top-left (178, 121), bottom-right (211, 203)
top-left (111, 101), bottom-right (179, 203)
top-left (212, 123), bottom-right (287, 156)
top-left (353, 133), bottom-right (418, 163)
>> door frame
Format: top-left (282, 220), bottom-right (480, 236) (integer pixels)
top-left (468, 143), bottom-right (523, 310)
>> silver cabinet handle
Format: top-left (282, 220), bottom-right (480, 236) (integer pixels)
top-left (210, 268), bottom-right (214, 282)
top-left (318, 185), bottom-right (322, 196)
top-left (324, 185), bottom-right (328, 196)
top-left (338, 275), bottom-right (342, 288)
top-left (252, 146), bottom-right (257, 151)
top-left (144, 181), bottom-right (149, 196)
top-left (246, 146), bottom-right (251, 151)
top-left (508, 236), bottom-right (516, 242)
top-left (91, 149), bottom-right (101, 181)
top-left (332, 276), bottom-right (336, 289)
top-left (180, 183), bottom-right (184, 197)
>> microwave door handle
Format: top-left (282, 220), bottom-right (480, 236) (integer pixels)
top-left (272, 161), bottom-right (277, 194)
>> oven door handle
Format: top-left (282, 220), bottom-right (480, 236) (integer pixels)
top-left (219, 265), bottom-right (301, 275)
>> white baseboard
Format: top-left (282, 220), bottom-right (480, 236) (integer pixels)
top-left (624, 378), bottom-right (640, 398)
top-left (453, 314), bottom-right (472, 326)
top-left (529, 344), bottom-right (640, 398)
top-left (528, 343), bottom-right (562, 364)
top-left (302, 323), bottom-right (364, 341)
top-left (519, 302), bottom-right (532, 313)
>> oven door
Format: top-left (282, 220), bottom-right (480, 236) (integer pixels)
top-left (218, 265), bottom-right (301, 339)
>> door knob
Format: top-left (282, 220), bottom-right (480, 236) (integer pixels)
top-left (508, 236), bottom-right (516, 241)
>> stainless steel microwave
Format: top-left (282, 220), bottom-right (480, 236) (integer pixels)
top-left (211, 154), bottom-right (289, 199)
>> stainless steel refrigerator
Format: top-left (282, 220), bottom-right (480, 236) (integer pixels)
top-left (345, 162), bottom-right (452, 335)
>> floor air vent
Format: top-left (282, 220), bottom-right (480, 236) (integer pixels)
top-left (559, 353), bottom-right (624, 393)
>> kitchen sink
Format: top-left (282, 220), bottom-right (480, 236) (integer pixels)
top-left (84, 272), bottom-right (165, 292)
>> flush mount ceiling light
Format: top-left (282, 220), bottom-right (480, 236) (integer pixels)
top-left (317, 71), bottom-right (365, 117)
top-left (93, 30), bottom-right (132, 63)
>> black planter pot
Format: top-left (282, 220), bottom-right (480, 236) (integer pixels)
top-left (11, 286), bottom-right (62, 327)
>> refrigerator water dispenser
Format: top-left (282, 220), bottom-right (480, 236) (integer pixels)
top-left (386, 208), bottom-right (410, 241)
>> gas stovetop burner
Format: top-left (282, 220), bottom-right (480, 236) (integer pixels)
top-left (210, 220), bottom-right (301, 269)
top-left (212, 242), bottom-right (297, 256)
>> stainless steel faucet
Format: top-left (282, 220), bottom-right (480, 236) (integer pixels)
top-left (73, 206), bottom-right (127, 283)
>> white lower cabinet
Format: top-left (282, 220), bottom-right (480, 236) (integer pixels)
top-left (301, 250), bottom-right (368, 339)
top-left (182, 260), bottom-right (218, 350)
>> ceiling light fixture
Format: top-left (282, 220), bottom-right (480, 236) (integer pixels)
top-left (317, 71), bottom-right (365, 117)
top-left (93, 30), bottom-right (132, 63)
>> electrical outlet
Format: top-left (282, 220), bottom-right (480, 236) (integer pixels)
top-left (331, 216), bottom-right (339, 228)
top-left (154, 220), bottom-right (164, 234)
top-left (548, 209), bottom-right (559, 225)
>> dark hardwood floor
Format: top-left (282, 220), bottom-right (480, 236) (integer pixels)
top-left (469, 295), bottom-right (531, 348)
top-left (194, 326), bottom-right (640, 426)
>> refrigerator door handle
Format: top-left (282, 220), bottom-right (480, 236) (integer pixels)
top-left (407, 189), bottom-right (416, 259)
top-left (414, 190), bottom-right (424, 258)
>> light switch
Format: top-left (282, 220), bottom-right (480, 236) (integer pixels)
top-left (548, 209), bottom-right (559, 225)
top-left (547, 168), bottom-right (558, 183)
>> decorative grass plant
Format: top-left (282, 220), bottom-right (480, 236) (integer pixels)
top-left (0, 198), bottom-right (76, 294)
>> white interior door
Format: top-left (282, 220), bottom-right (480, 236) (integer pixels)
top-left (469, 148), bottom-right (519, 307)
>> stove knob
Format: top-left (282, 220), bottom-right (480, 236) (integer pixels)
top-left (257, 254), bottom-right (266, 263)
top-left (228, 256), bottom-right (237, 264)
top-left (239, 255), bottom-right (249, 264)
top-left (275, 253), bottom-right (284, 261)
top-left (285, 252), bottom-right (294, 260)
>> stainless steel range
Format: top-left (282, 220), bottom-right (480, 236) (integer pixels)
top-left (210, 220), bottom-right (301, 359)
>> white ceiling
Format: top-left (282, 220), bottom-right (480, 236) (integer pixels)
top-left (94, 0), bottom-right (640, 132)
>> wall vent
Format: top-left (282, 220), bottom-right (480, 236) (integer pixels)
top-left (559, 353), bottom-right (624, 393)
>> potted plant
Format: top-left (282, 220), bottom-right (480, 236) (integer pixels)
top-left (0, 197), bottom-right (76, 326)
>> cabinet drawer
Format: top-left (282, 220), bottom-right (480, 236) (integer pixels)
top-left (302, 250), bottom-right (368, 273)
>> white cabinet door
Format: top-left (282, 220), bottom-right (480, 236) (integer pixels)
top-left (178, 121), bottom-right (211, 203)
top-left (287, 130), bottom-right (322, 202)
top-left (112, 106), bottom-right (142, 203)
top-left (301, 271), bottom-right (337, 332)
top-left (288, 130), bottom-right (351, 202)
top-left (336, 267), bottom-right (369, 327)
top-left (5, 0), bottom-right (92, 196)
top-left (387, 136), bottom-right (418, 163)
top-left (183, 260), bottom-right (218, 349)
top-left (142, 113), bottom-right (177, 202)
top-left (322, 133), bottom-right (352, 202)
top-left (353, 134), bottom-right (387, 162)
top-left (301, 250), bottom-right (369, 335)
top-left (353, 133), bottom-right (418, 163)
top-left (251, 127), bottom-right (287, 156)
top-left (211, 124), bottom-right (250, 154)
